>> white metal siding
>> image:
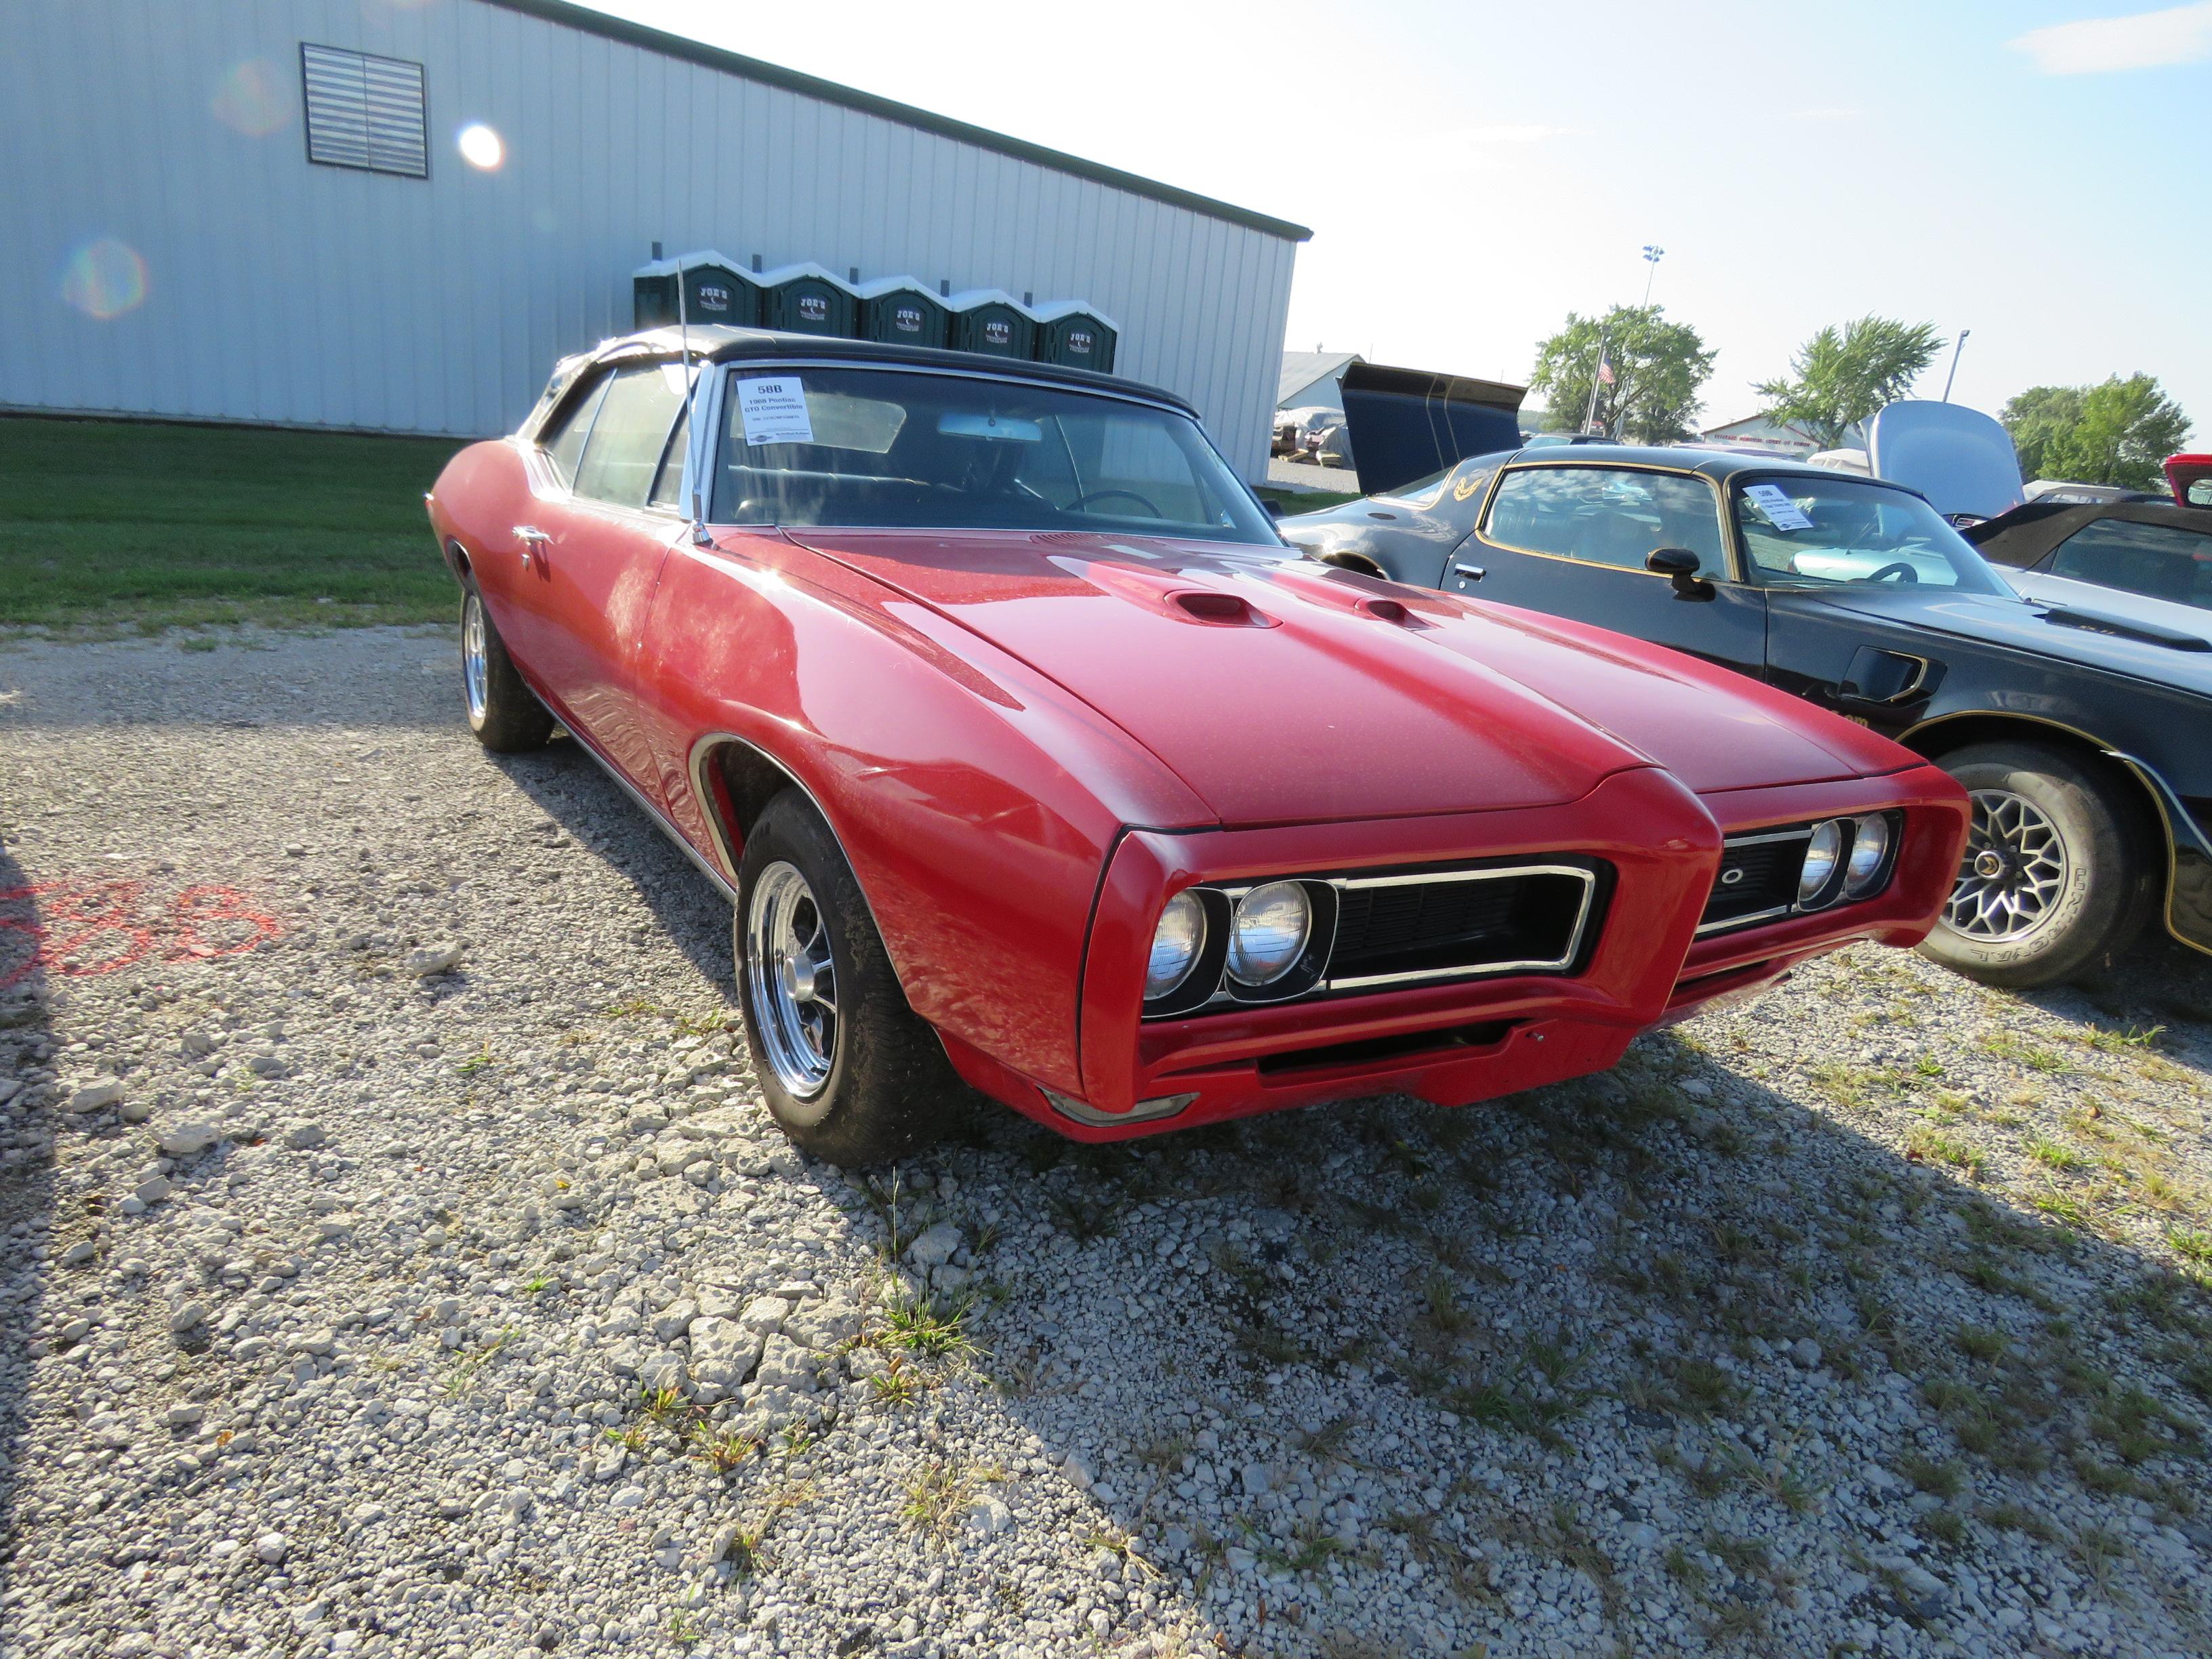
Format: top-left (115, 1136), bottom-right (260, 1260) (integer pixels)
top-left (0, 0), bottom-right (1299, 476)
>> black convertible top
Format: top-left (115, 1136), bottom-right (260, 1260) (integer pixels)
top-left (520, 326), bottom-right (1197, 441)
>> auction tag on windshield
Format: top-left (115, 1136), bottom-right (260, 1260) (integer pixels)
top-left (737, 377), bottom-right (813, 447)
top-left (1743, 483), bottom-right (1814, 531)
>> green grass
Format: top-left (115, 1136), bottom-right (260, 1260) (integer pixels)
top-left (1254, 483), bottom-right (1363, 514)
top-left (1, 413), bottom-right (466, 632)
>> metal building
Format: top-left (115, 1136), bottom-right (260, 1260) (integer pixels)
top-left (0, 0), bottom-right (1309, 476)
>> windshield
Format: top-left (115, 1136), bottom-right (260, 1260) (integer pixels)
top-left (711, 366), bottom-right (1277, 543)
top-left (1732, 476), bottom-right (2013, 594)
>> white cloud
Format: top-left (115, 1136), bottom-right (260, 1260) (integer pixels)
top-left (2010, 2), bottom-right (2212, 73)
top-left (1441, 123), bottom-right (1576, 146)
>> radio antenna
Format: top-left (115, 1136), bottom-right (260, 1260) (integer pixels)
top-left (674, 255), bottom-right (708, 544)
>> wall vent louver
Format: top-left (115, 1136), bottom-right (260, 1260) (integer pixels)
top-left (301, 43), bottom-right (428, 178)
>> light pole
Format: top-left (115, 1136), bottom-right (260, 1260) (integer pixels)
top-left (1942, 329), bottom-right (1971, 402)
top-left (1639, 245), bottom-right (1664, 309)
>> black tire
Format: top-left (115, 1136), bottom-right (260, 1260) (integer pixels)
top-left (459, 581), bottom-right (553, 753)
top-left (734, 790), bottom-right (961, 1165)
top-left (1919, 741), bottom-right (2154, 989)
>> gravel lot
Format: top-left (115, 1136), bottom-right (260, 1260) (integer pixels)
top-left (3, 627), bottom-right (2210, 1659)
top-left (1265, 457), bottom-right (1357, 495)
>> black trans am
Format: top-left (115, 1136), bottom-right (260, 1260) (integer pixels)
top-left (1278, 390), bottom-right (2211, 989)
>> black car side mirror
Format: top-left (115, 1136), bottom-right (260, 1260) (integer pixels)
top-left (1646, 546), bottom-right (1713, 600)
top-left (1263, 500), bottom-right (1284, 519)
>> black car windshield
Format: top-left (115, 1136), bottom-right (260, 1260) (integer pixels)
top-left (1732, 476), bottom-right (2012, 594)
top-left (711, 366), bottom-right (1277, 543)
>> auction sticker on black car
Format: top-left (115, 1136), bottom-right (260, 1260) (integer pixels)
top-left (739, 378), bottom-right (813, 447)
top-left (1744, 483), bottom-right (1814, 531)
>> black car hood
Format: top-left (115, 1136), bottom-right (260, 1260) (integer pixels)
top-left (1338, 361), bottom-right (1528, 497)
top-left (1816, 585), bottom-right (2212, 698)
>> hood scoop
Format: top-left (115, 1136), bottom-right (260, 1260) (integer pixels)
top-left (2042, 605), bottom-right (2209, 651)
top-left (1170, 590), bottom-right (1273, 628)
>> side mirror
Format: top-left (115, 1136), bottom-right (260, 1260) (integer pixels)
top-left (1646, 546), bottom-right (1713, 599)
top-left (1262, 499), bottom-right (1284, 519)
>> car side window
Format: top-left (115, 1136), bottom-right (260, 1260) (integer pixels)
top-left (539, 373), bottom-right (609, 487)
top-left (573, 364), bottom-right (688, 511)
top-left (1481, 467), bottom-right (1726, 574)
top-left (2047, 518), bottom-right (2212, 611)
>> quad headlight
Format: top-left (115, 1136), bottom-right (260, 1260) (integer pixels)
top-left (1227, 881), bottom-right (1312, 986)
top-left (1798, 819), bottom-right (1845, 903)
top-left (1145, 891), bottom-right (1207, 1000)
top-left (1844, 815), bottom-right (1892, 899)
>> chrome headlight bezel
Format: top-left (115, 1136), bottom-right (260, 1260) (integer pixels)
top-left (1843, 814), bottom-right (1893, 899)
top-left (1797, 819), bottom-right (1847, 907)
top-left (1145, 890), bottom-right (1208, 1002)
top-left (1226, 880), bottom-right (1313, 987)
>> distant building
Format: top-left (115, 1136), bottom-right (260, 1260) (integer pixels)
top-left (1279, 350), bottom-right (1363, 412)
top-left (1700, 413), bottom-right (1820, 457)
top-left (4, 0), bottom-right (1311, 477)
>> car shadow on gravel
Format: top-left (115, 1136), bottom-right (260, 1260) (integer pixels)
top-left (0, 844), bottom-right (57, 1605)
top-left (892, 973), bottom-right (2212, 1657)
top-left (486, 737), bottom-right (737, 991)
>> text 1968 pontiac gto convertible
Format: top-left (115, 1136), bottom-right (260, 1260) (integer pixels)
top-left (426, 329), bottom-right (1968, 1163)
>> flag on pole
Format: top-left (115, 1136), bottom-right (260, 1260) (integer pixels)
top-left (1597, 354), bottom-right (1615, 386)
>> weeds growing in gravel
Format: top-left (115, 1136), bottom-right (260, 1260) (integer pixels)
top-left (876, 1289), bottom-right (978, 1359)
top-left (688, 1424), bottom-right (762, 1475)
top-left (901, 1460), bottom-right (1000, 1547)
top-left (2026, 1134), bottom-right (2085, 1171)
top-left (869, 1354), bottom-right (925, 1407)
top-left (1897, 1454), bottom-right (1965, 1500)
top-left (438, 1326), bottom-right (515, 1397)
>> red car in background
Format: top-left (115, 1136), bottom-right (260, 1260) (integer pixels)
top-left (425, 330), bottom-right (1967, 1164)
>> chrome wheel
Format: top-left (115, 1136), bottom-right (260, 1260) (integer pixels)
top-left (1945, 788), bottom-right (2068, 941)
top-left (744, 861), bottom-right (838, 1098)
top-left (461, 594), bottom-right (489, 723)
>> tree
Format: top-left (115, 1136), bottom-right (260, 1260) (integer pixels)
top-left (1754, 316), bottom-right (1945, 450)
top-left (2002, 375), bottom-right (2192, 489)
top-left (1527, 306), bottom-right (1716, 444)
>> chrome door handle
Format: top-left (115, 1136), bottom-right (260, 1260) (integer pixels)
top-left (514, 525), bottom-right (552, 569)
top-left (1453, 562), bottom-right (1486, 583)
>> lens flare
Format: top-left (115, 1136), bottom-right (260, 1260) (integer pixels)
top-left (211, 58), bottom-right (287, 137)
top-left (456, 123), bottom-right (504, 170)
top-left (60, 239), bottom-right (148, 321)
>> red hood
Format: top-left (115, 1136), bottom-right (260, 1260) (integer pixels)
top-left (783, 529), bottom-right (1883, 826)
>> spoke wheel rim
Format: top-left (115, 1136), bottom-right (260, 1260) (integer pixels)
top-left (462, 595), bottom-right (489, 722)
top-left (1944, 787), bottom-right (2070, 942)
top-left (745, 861), bottom-right (838, 1099)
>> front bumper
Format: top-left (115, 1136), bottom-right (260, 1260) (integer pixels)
top-left (1661, 764), bottom-right (1970, 1021)
top-left (941, 763), bottom-right (1967, 1142)
top-left (940, 766), bottom-right (1713, 1138)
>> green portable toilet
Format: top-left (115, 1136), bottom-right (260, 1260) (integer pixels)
top-left (1029, 300), bottom-right (1118, 373)
top-left (758, 262), bottom-right (859, 337)
top-left (853, 276), bottom-right (949, 348)
top-left (632, 251), bottom-right (760, 330)
top-left (945, 289), bottom-right (1036, 359)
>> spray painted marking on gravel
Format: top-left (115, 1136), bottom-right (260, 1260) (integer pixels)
top-left (0, 877), bottom-right (283, 987)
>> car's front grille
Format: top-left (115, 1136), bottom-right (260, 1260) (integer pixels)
top-left (1326, 867), bottom-right (1599, 988)
top-left (1142, 858), bottom-right (1608, 1020)
top-left (1698, 827), bottom-right (1814, 933)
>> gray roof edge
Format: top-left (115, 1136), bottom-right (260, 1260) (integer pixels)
top-left (479, 0), bottom-right (1313, 243)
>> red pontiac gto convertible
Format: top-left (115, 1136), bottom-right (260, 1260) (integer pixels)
top-left (426, 329), bottom-right (1969, 1163)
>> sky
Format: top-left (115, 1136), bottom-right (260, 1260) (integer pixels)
top-left (576, 0), bottom-right (2211, 435)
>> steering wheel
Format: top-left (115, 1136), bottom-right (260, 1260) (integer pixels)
top-left (1866, 560), bottom-right (1921, 584)
top-left (1069, 487), bottom-right (1163, 517)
